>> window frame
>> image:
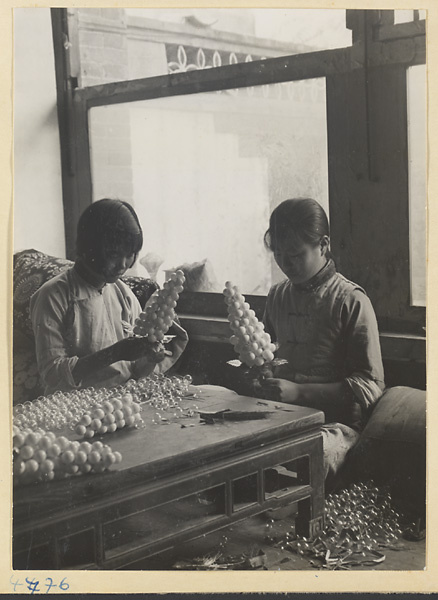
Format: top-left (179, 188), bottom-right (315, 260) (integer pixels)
top-left (51, 8), bottom-right (426, 336)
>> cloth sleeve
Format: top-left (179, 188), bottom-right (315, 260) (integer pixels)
top-left (341, 289), bottom-right (385, 411)
top-left (30, 283), bottom-right (80, 393)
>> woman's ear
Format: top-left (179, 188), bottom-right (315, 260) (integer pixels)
top-left (320, 235), bottom-right (330, 256)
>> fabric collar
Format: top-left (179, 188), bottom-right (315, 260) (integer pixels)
top-left (293, 258), bottom-right (336, 293)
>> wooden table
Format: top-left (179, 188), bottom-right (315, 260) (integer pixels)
top-left (13, 386), bottom-right (325, 570)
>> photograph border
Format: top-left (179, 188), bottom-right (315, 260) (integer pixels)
top-left (2, 0), bottom-right (437, 594)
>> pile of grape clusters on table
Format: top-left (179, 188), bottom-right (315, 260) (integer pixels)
top-left (12, 373), bottom-right (195, 486)
top-left (13, 428), bottom-right (122, 486)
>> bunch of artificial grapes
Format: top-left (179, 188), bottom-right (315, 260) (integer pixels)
top-left (133, 270), bottom-right (185, 342)
top-left (223, 281), bottom-right (276, 368)
top-left (12, 426), bottom-right (122, 486)
top-left (74, 392), bottom-right (142, 439)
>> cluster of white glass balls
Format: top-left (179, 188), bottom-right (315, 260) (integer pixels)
top-left (12, 374), bottom-right (197, 486)
top-left (137, 373), bottom-right (196, 424)
top-left (133, 270), bottom-right (185, 341)
top-left (223, 282), bottom-right (276, 368)
top-left (137, 372), bottom-right (193, 403)
top-left (74, 392), bottom-right (142, 438)
top-left (13, 386), bottom-right (143, 434)
top-left (13, 426), bottom-right (122, 486)
top-left (13, 374), bottom-right (194, 436)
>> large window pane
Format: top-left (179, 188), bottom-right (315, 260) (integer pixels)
top-left (407, 64), bottom-right (427, 307)
top-left (394, 9), bottom-right (426, 24)
top-left (89, 80), bottom-right (329, 294)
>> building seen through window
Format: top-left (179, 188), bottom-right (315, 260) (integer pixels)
top-left (89, 81), bottom-right (329, 294)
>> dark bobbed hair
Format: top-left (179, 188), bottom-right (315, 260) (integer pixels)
top-left (264, 198), bottom-right (330, 252)
top-left (76, 198), bottom-right (143, 271)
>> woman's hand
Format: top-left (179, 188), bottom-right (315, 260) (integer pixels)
top-left (245, 364), bottom-right (275, 398)
top-left (116, 337), bottom-right (166, 363)
top-left (259, 377), bottom-right (301, 403)
top-left (144, 341), bottom-right (167, 364)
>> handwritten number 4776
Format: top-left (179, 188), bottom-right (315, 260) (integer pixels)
top-left (10, 575), bottom-right (69, 593)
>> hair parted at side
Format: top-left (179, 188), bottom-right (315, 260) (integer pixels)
top-left (76, 198), bottom-right (143, 269)
top-left (264, 198), bottom-right (330, 251)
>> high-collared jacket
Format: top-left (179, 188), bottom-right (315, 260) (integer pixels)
top-left (30, 266), bottom-right (187, 394)
top-left (264, 259), bottom-right (385, 430)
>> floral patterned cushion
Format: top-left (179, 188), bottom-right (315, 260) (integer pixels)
top-left (14, 249), bottom-right (74, 342)
top-left (13, 249), bottom-right (159, 404)
top-left (13, 340), bottom-right (44, 405)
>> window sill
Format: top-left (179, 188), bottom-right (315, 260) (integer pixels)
top-left (179, 314), bottom-right (426, 362)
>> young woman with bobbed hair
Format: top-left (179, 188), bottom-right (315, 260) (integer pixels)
top-left (256, 198), bottom-right (385, 486)
top-left (31, 199), bottom-right (188, 395)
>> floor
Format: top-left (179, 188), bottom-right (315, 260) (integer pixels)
top-left (126, 508), bottom-right (426, 572)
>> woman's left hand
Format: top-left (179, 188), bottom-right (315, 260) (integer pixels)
top-left (117, 337), bottom-right (166, 363)
top-left (260, 377), bottom-right (301, 403)
top-left (144, 341), bottom-right (167, 364)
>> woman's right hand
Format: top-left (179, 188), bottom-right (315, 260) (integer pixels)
top-left (116, 337), bottom-right (166, 363)
top-left (72, 337), bottom-right (165, 386)
top-left (245, 364), bottom-right (275, 398)
top-left (258, 377), bottom-right (301, 403)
